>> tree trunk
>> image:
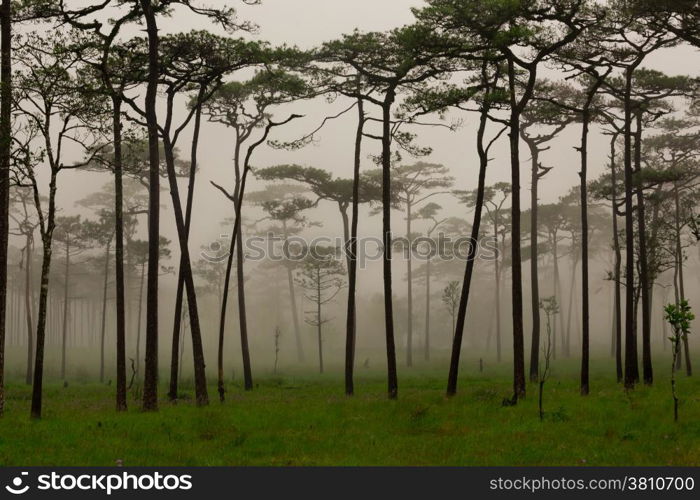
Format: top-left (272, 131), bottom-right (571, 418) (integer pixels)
top-left (317, 267), bottom-right (323, 374)
top-left (0, 0), bottom-right (11, 415)
top-left (24, 237), bottom-right (34, 385)
top-left (580, 109), bottom-right (591, 396)
top-left (139, 0), bottom-right (161, 412)
top-left (446, 71), bottom-right (492, 396)
top-left (508, 58), bottom-right (526, 400)
top-left (623, 66), bottom-right (640, 389)
top-left (634, 113), bottom-right (652, 385)
top-left (527, 141), bottom-right (540, 382)
top-left (135, 261), bottom-right (145, 378)
top-left (610, 137), bottom-right (623, 383)
top-left (169, 93), bottom-right (204, 402)
top-left (345, 96), bottom-right (364, 396)
top-left (233, 139), bottom-right (252, 393)
top-left (552, 233), bottom-right (560, 360)
top-left (100, 242), bottom-right (110, 383)
top-left (161, 133), bottom-right (209, 406)
top-left (381, 94), bottom-right (398, 399)
top-left (424, 255), bottom-right (431, 362)
top-left (495, 218), bottom-right (502, 363)
top-left (674, 184), bottom-right (692, 376)
top-left (168, 98), bottom-right (203, 402)
top-left (30, 171), bottom-right (58, 419)
top-left (61, 237), bottom-right (70, 380)
top-left (406, 200), bottom-right (414, 367)
top-left (112, 96), bottom-right (127, 411)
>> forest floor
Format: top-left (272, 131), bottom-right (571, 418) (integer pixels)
top-left (0, 359), bottom-right (698, 466)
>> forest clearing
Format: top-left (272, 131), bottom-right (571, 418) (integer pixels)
top-left (0, 358), bottom-right (698, 466)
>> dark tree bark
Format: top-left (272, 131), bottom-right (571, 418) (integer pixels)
top-left (215, 114), bottom-right (301, 400)
top-left (446, 62), bottom-right (496, 396)
top-left (161, 136), bottom-right (209, 406)
top-left (507, 57), bottom-right (526, 400)
top-left (610, 135), bottom-right (623, 383)
top-left (381, 92), bottom-right (398, 400)
top-left (579, 105), bottom-right (592, 396)
top-left (112, 96), bottom-right (127, 411)
top-left (424, 254), bottom-right (431, 362)
top-left (494, 216), bottom-right (502, 362)
top-left (234, 165), bottom-right (252, 392)
top-left (623, 65), bottom-right (640, 389)
top-left (24, 236), bottom-right (34, 385)
top-left (0, 0), bottom-right (10, 415)
top-left (100, 241), bottom-right (110, 384)
top-left (168, 92), bottom-right (205, 403)
top-left (135, 261), bottom-right (145, 378)
top-left (139, 0), bottom-right (162, 412)
top-left (406, 199), bottom-right (414, 368)
top-left (60, 235), bottom-right (70, 380)
top-left (30, 173), bottom-right (58, 418)
top-left (316, 267), bottom-right (323, 374)
top-left (526, 141), bottom-right (541, 382)
top-left (345, 97), bottom-right (364, 396)
top-left (634, 112), bottom-right (653, 385)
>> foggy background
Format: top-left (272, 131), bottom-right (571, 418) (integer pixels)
top-left (5, 0), bottom-right (699, 381)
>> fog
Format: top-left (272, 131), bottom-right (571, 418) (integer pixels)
top-left (5, 0), bottom-right (699, 383)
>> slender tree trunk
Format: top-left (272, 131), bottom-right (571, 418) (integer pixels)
top-left (565, 251), bottom-right (579, 357)
top-left (30, 171), bottom-right (58, 419)
top-left (100, 242), bottom-right (110, 383)
top-left (161, 134), bottom-right (209, 406)
top-left (552, 233), bottom-right (560, 360)
top-left (580, 109), bottom-right (591, 396)
top-left (674, 184), bottom-right (692, 376)
top-left (317, 268), bottom-right (323, 374)
top-left (139, 0), bottom-right (161, 412)
top-left (345, 96), bottom-right (364, 396)
top-left (135, 261), bottom-right (145, 378)
top-left (623, 66), bottom-right (640, 389)
top-left (112, 96), bottom-right (127, 411)
top-left (424, 255), bottom-right (431, 362)
top-left (381, 94), bottom-right (398, 399)
top-left (168, 96), bottom-right (204, 402)
top-left (0, 0), bottom-right (11, 415)
top-left (527, 141), bottom-right (540, 382)
top-left (234, 140), bottom-right (252, 393)
top-left (60, 238), bottom-right (70, 380)
top-left (406, 201), bottom-right (414, 367)
top-left (634, 113), bottom-right (652, 385)
top-left (508, 58), bottom-right (526, 400)
top-left (611, 138), bottom-right (623, 383)
top-left (495, 218), bottom-right (502, 362)
top-left (446, 72), bottom-right (492, 396)
top-left (24, 238), bottom-right (34, 385)
top-left (216, 115), bottom-right (294, 393)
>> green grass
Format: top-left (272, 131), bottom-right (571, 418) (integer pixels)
top-left (0, 362), bottom-right (698, 466)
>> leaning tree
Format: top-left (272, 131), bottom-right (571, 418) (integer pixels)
top-left (205, 69), bottom-right (307, 401)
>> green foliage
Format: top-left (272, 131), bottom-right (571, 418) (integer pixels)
top-left (664, 300), bottom-right (695, 341)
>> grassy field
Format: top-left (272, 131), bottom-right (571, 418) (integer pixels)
top-left (0, 359), bottom-right (698, 466)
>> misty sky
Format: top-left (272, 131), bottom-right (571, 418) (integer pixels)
top-left (37, 0), bottom-right (700, 310)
